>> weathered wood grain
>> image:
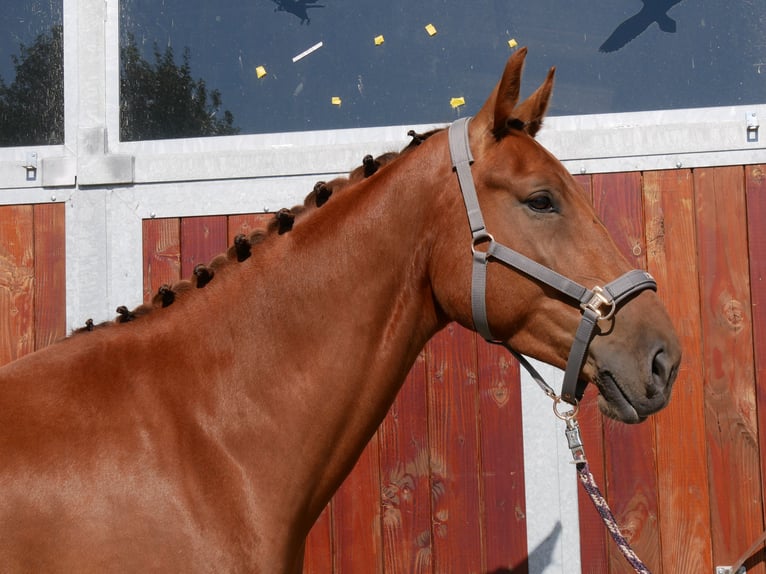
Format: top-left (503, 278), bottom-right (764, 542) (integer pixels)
top-left (332, 435), bottom-right (384, 573)
top-left (745, 164), bottom-right (766, 570)
top-left (476, 339), bottom-right (527, 572)
top-left (425, 325), bottom-right (484, 573)
top-left (695, 166), bottom-right (764, 572)
top-left (227, 213), bottom-right (272, 244)
top-left (142, 218), bottom-right (181, 302)
top-left (643, 169), bottom-right (713, 573)
top-left (593, 172), bottom-right (662, 573)
top-left (0, 205), bottom-right (35, 367)
top-left (572, 174), bottom-right (610, 573)
top-left (32, 203), bottom-right (66, 349)
top-left (180, 216), bottom-right (228, 279)
top-left (378, 352), bottom-right (434, 574)
top-left (577, 386), bottom-right (610, 574)
top-left (304, 504), bottom-right (333, 573)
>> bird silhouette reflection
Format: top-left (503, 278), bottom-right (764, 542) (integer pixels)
top-left (600, 0), bottom-right (683, 53)
top-left (270, 0), bottom-right (325, 25)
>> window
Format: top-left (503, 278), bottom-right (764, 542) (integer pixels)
top-left (119, 0), bottom-right (765, 141)
top-left (0, 1), bottom-right (64, 147)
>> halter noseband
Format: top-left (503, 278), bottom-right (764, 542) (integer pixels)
top-left (448, 117), bottom-right (656, 405)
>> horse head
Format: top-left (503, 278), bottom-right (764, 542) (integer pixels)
top-left (430, 48), bottom-right (681, 423)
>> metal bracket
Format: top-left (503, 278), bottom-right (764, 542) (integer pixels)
top-left (716, 567), bottom-right (746, 574)
top-left (23, 151), bottom-right (38, 181)
top-left (747, 111), bottom-right (759, 143)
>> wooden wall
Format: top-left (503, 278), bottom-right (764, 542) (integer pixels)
top-left (0, 203), bottom-right (66, 364)
top-left (2, 164), bottom-right (766, 572)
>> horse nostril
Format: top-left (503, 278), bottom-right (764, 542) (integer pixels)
top-left (649, 347), bottom-right (676, 398)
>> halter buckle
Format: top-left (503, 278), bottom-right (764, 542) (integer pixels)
top-left (581, 286), bottom-right (616, 320)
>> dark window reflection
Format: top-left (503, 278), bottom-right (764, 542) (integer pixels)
top-left (119, 0), bottom-right (766, 140)
top-left (0, 2), bottom-right (64, 147)
top-left (120, 34), bottom-right (240, 141)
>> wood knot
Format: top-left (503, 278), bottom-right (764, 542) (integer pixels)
top-left (721, 296), bottom-right (745, 332)
top-left (490, 381), bottom-right (510, 408)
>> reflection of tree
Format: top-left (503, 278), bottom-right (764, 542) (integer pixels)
top-left (0, 25), bottom-right (64, 147)
top-left (120, 35), bottom-right (239, 141)
top-left (0, 26), bottom-right (239, 146)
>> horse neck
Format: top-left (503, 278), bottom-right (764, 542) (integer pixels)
top-left (197, 140), bottom-right (454, 530)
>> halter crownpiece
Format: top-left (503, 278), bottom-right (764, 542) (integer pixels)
top-left (448, 116), bottom-right (657, 405)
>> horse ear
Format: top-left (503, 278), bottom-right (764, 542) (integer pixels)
top-left (512, 66), bottom-right (556, 138)
top-left (474, 47), bottom-right (528, 137)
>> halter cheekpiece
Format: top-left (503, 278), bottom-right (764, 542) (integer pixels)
top-left (448, 116), bottom-right (657, 405)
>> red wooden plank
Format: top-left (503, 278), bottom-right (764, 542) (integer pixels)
top-left (746, 164), bottom-right (766, 571)
top-left (227, 213), bottom-right (272, 244)
top-left (33, 203), bottom-right (66, 350)
top-left (378, 352), bottom-right (434, 574)
top-left (425, 324), bottom-right (484, 573)
top-left (142, 218), bottom-right (181, 303)
top-left (577, 387), bottom-right (609, 574)
top-left (304, 504), bottom-right (333, 573)
top-left (179, 216), bottom-right (228, 279)
top-left (476, 339), bottom-right (527, 572)
top-left (332, 436), bottom-right (384, 574)
top-left (573, 173), bottom-right (593, 202)
top-left (0, 205), bottom-right (35, 367)
top-left (592, 172), bottom-right (662, 572)
top-left (572, 174), bottom-right (611, 573)
top-left (695, 166), bottom-right (764, 572)
top-left (643, 169), bottom-right (713, 573)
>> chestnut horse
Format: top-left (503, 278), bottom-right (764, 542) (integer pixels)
top-left (0, 49), bottom-right (680, 572)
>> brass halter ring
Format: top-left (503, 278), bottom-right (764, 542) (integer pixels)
top-left (553, 395), bottom-right (580, 421)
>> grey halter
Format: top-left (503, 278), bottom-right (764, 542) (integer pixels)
top-left (448, 116), bottom-right (657, 405)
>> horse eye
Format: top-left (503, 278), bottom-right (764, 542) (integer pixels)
top-left (526, 193), bottom-right (555, 213)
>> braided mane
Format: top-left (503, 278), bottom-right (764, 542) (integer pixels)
top-left (74, 128), bottom-right (442, 334)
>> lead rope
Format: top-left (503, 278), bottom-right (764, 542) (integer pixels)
top-left (562, 413), bottom-right (652, 574)
top-left (507, 347), bottom-right (653, 573)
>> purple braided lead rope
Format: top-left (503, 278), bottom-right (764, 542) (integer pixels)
top-left (576, 461), bottom-right (652, 574)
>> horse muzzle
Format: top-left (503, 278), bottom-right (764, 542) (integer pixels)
top-left (591, 318), bottom-right (681, 423)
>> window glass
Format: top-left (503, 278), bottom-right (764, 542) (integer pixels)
top-left (119, 0), bottom-right (766, 140)
top-left (0, 1), bottom-right (64, 147)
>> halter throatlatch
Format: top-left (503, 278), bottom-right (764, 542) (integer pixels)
top-left (448, 116), bottom-right (657, 405)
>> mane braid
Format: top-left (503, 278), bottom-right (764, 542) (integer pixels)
top-left (71, 127), bottom-right (443, 336)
